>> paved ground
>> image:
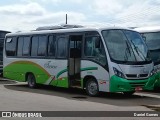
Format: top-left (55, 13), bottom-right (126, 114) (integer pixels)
top-left (0, 78), bottom-right (160, 120)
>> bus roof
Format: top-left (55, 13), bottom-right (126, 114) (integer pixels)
top-left (6, 26), bottom-right (133, 37)
top-left (0, 30), bottom-right (10, 33)
top-left (135, 26), bottom-right (160, 33)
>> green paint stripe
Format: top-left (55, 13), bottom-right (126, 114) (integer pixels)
top-left (4, 61), bottom-right (50, 77)
top-left (81, 67), bottom-right (98, 71)
top-left (56, 69), bottom-right (67, 78)
top-left (56, 67), bottom-right (98, 78)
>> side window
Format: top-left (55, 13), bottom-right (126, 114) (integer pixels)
top-left (57, 36), bottom-right (68, 58)
top-left (6, 37), bottom-right (17, 56)
top-left (23, 37), bottom-right (30, 56)
top-left (17, 37), bottom-right (23, 56)
top-left (84, 35), bottom-right (107, 66)
top-left (38, 35), bottom-right (47, 56)
top-left (17, 36), bottom-right (30, 57)
top-left (48, 35), bottom-right (56, 57)
top-left (31, 36), bottom-right (38, 56)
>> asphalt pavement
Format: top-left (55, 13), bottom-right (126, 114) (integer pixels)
top-left (0, 78), bottom-right (160, 120)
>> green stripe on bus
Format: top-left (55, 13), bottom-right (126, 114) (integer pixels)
top-left (81, 67), bottom-right (98, 71)
top-left (56, 69), bottom-right (68, 78)
top-left (4, 61), bottom-right (50, 77)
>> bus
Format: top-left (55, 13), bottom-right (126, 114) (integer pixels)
top-left (3, 25), bottom-right (156, 96)
top-left (0, 30), bottom-right (10, 74)
top-left (135, 26), bottom-right (160, 90)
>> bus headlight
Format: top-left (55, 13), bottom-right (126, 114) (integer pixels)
top-left (113, 67), bottom-right (125, 78)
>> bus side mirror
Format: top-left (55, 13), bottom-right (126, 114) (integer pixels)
top-left (95, 37), bottom-right (101, 48)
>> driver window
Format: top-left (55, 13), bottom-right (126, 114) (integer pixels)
top-left (84, 36), bottom-right (107, 66)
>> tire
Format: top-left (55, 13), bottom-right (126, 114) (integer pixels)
top-left (27, 74), bottom-right (37, 88)
top-left (85, 79), bottom-right (99, 96)
top-left (123, 91), bottom-right (135, 96)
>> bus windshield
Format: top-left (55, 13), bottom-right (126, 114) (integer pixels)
top-left (102, 29), bottom-right (150, 63)
top-left (142, 32), bottom-right (160, 63)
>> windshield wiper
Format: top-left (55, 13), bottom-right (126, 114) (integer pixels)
top-left (124, 41), bottom-right (132, 61)
top-left (130, 40), bottom-right (148, 61)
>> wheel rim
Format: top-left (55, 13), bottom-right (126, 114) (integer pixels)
top-left (87, 81), bottom-right (98, 95)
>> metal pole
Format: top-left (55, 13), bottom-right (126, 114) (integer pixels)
top-left (66, 14), bottom-right (67, 24)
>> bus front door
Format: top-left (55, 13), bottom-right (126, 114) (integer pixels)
top-left (68, 35), bottom-right (82, 88)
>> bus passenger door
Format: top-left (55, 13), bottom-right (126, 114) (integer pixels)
top-left (68, 35), bottom-right (83, 88)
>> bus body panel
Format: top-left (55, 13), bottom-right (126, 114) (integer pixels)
top-left (81, 60), bottom-right (110, 92)
top-left (118, 64), bottom-right (152, 75)
top-left (3, 58), bottom-right (110, 92)
top-left (108, 62), bottom-right (155, 92)
top-left (3, 58), bottom-right (68, 88)
top-left (109, 74), bottom-right (156, 92)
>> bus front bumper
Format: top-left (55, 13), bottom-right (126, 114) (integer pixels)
top-left (110, 74), bottom-right (156, 92)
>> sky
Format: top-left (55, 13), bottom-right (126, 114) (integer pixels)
top-left (0, 0), bottom-right (160, 32)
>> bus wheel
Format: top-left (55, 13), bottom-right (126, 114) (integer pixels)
top-left (86, 79), bottom-right (99, 96)
top-left (27, 74), bottom-right (36, 88)
top-left (123, 91), bottom-right (135, 96)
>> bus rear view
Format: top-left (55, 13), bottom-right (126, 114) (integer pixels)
top-left (0, 30), bottom-right (10, 75)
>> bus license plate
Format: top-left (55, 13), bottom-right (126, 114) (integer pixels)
top-left (135, 87), bottom-right (142, 91)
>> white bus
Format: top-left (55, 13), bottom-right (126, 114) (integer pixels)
top-left (135, 26), bottom-right (160, 90)
top-left (0, 30), bottom-right (10, 74)
top-left (3, 25), bottom-right (156, 96)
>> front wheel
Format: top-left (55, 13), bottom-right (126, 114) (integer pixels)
top-left (27, 74), bottom-right (37, 88)
top-left (123, 91), bottom-right (135, 96)
top-left (86, 79), bottom-right (99, 96)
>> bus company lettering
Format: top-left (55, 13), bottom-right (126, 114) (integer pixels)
top-left (44, 61), bottom-right (57, 69)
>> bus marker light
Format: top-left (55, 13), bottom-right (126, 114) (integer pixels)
top-left (100, 81), bottom-right (106, 84)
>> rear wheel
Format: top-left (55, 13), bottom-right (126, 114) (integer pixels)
top-left (123, 91), bottom-right (135, 96)
top-left (27, 74), bottom-right (37, 88)
top-left (86, 79), bottom-right (99, 96)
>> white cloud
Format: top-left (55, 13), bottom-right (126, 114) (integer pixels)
top-left (116, 0), bottom-right (160, 27)
top-left (27, 0), bottom-right (83, 4)
top-left (1, 0), bottom-right (160, 32)
top-left (40, 0), bottom-right (61, 4)
top-left (66, 0), bottom-right (83, 4)
top-left (92, 0), bottom-right (160, 27)
top-left (0, 2), bottom-right (86, 32)
top-left (92, 0), bottom-right (123, 15)
top-left (29, 11), bottom-right (86, 25)
top-left (0, 2), bottom-right (46, 16)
